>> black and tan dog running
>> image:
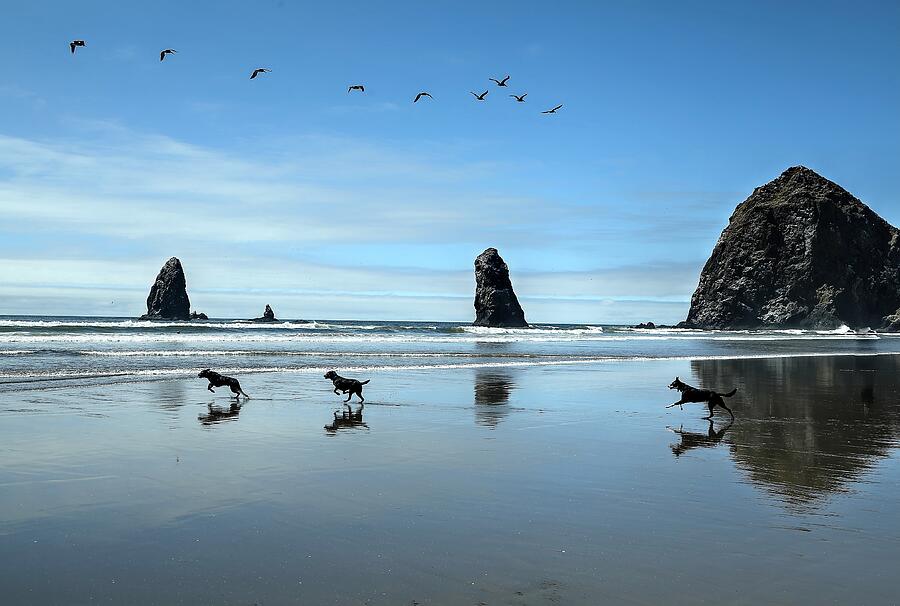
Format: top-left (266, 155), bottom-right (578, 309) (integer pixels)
top-left (666, 376), bottom-right (735, 420)
top-left (324, 370), bottom-right (370, 404)
top-left (198, 369), bottom-right (250, 398)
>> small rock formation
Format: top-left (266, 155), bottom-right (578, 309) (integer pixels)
top-left (139, 257), bottom-right (191, 321)
top-left (473, 248), bottom-right (528, 327)
top-left (251, 304), bottom-right (278, 322)
top-left (682, 166), bottom-right (900, 330)
top-left (632, 322), bottom-right (656, 329)
top-left (190, 311), bottom-right (208, 320)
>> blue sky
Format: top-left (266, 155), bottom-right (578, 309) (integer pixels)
top-left (1, 0), bottom-right (898, 322)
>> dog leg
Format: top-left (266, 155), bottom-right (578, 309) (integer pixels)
top-left (702, 402), bottom-right (715, 420)
top-left (666, 398), bottom-right (686, 410)
top-left (718, 401), bottom-right (735, 420)
top-left (207, 383), bottom-right (215, 393)
top-left (357, 391), bottom-right (365, 403)
top-left (345, 392), bottom-right (352, 403)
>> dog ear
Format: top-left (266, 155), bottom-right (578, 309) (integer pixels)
top-left (675, 376), bottom-right (679, 381)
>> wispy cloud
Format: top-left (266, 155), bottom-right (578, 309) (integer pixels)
top-left (0, 124), bottom-right (711, 322)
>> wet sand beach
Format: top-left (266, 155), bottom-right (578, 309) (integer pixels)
top-left (2, 355), bottom-right (899, 605)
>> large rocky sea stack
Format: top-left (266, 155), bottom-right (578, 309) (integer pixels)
top-left (139, 257), bottom-right (192, 321)
top-left (473, 248), bottom-right (528, 328)
top-left (683, 166), bottom-right (900, 330)
top-left (251, 304), bottom-right (278, 322)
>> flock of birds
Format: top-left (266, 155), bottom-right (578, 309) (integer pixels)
top-left (68, 39), bottom-right (564, 114)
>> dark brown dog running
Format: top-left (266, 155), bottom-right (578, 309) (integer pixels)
top-left (324, 370), bottom-right (370, 403)
top-left (198, 369), bottom-right (250, 398)
top-left (666, 376), bottom-right (735, 419)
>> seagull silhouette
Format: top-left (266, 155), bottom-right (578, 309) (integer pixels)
top-left (70, 40), bottom-right (85, 54)
top-left (250, 68), bottom-right (271, 79)
top-left (471, 90), bottom-right (488, 101)
top-left (414, 92), bottom-right (433, 103)
top-left (510, 93), bottom-right (527, 102)
top-left (489, 75), bottom-right (510, 87)
top-left (160, 49), bottom-right (177, 61)
top-left (348, 85), bottom-right (365, 93)
top-left (542, 104), bottom-right (563, 114)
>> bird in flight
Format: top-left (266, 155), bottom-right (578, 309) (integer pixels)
top-left (471, 90), bottom-right (489, 101)
top-left (160, 49), bottom-right (177, 61)
top-left (414, 92), bottom-right (433, 103)
top-left (510, 93), bottom-right (527, 102)
top-left (348, 85), bottom-right (365, 93)
top-left (489, 75), bottom-right (510, 87)
top-left (542, 104), bottom-right (563, 114)
top-left (70, 40), bottom-right (86, 54)
top-left (250, 68), bottom-right (272, 79)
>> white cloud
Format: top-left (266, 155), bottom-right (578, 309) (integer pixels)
top-left (0, 125), bottom-right (710, 323)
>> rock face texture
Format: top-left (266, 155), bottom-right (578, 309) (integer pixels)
top-left (682, 166), bottom-right (900, 330)
top-left (473, 248), bottom-right (528, 327)
top-left (139, 257), bottom-right (191, 321)
top-left (251, 304), bottom-right (277, 322)
top-left (190, 311), bottom-right (208, 320)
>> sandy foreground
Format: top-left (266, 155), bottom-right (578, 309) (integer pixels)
top-left (1, 356), bottom-right (899, 605)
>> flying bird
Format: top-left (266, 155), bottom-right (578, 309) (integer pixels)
top-left (348, 85), bottom-right (365, 93)
top-left (70, 40), bottom-right (86, 54)
top-left (414, 92), bottom-right (433, 103)
top-left (489, 75), bottom-right (510, 87)
top-left (542, 104), bottom-right (563, 114)
top-left (160, 49), bottom-right (177, 61)
top-left (471, 90), bottom-right (488, 101)
top-left (250, 68), bottom-right (271, 79)
top-left (510, 93), bottom-right (527, 102)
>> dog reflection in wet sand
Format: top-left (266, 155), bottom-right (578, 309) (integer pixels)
top-left (666, 376), bottom-right (736, 419)
top-left (324, 408), bottom-right (368, 432)
top-left (668, 419), bottom-right (733, 457)
top-left (198, 401), bottom-right (242, 426)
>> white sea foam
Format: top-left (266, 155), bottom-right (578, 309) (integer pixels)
top-left (2, 350), bottom-right (899, 383)
top-left (0, 330), bottom-right (889, 346)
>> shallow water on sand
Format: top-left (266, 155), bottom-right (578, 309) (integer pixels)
top-left (1, 355), bottom-right (899, 604)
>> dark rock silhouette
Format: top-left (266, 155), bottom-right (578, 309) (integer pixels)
top-left (190, 311), bottom-right (208, 320)
top-left (139, 257), bottom-right (191, 320)
top-left (251, 304), bottom-right (277, 322)
top-left (473, 248), bottom-right (528, 327)
top-left (632, 322), bottom-right (656, 329)
top-left (682, 166), bottom-right (900, 330)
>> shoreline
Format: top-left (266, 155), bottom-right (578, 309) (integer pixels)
top-left (5, 349), bottom-right (900, 391)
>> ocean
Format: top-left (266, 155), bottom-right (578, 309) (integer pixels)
top-left (2, 315), bottom-right (898, 393)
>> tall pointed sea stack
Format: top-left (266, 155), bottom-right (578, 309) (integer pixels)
top-left (473, 248), bottom-right (528, 327)
top-left (251, 304), bottom-right (278, 322)
top-left (139, 257), bottom-right (191, 321)
top-left (683, 166), bottom-right (900, 330)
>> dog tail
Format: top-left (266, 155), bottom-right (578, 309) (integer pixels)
top-left (360, 380), bottom-right (370, 385)
top-left (721, 388), bottom-right (737, 398)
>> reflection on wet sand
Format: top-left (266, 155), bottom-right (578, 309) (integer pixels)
top-left (691, 355), bottom-right (900, 505)
top-left (198, 401), bottom-right (242, 426)
top-left (474, 369), bottom-right (515, 428)
top-left (668, 419), bottom-right (732, 457)
top-left (324, 407), bottom-right (368, 432)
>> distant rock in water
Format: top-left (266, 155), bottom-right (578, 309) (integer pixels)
top-left (632, 322), bottom-right (656, 329)
top-left (190, 311), bottom-right (208, 320)
top-left (682, 166), bottom-right (900, 330)
top-left (251, 304), bottom-right (277, 322)
top-left (473, 248), bottom-right (528, 328)
top-left (139, 257), bottom-right (191, 321)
